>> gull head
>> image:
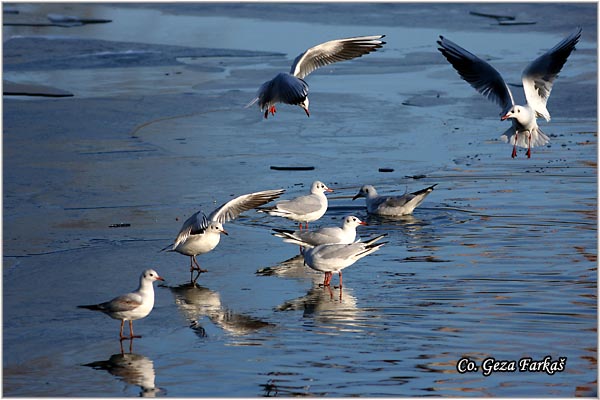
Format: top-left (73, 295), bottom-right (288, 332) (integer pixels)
top-left (208, 222), bottom-right (229, 236)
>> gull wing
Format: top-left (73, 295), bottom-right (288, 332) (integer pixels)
top-left (274, 193), bottom-right (322, 215)
top-left (290, 35), bottom-right (386, 79)
top-left (173, 210), bottom-right (209, 249)
top-left (522, 27), bottom-right (582, 122)
top-left (208, 189), bottom-right (286, 224)
top-left (102, 293), bottom-right (143, 313)
top-left (438, 36), bottom-right (514, 114)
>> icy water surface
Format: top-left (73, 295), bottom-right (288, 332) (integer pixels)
top-left (3, 2), bottom-right (597, 397)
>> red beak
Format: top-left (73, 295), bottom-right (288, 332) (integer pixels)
top-left (501, 114), bottom-right (510, 121)
top-left (359, 221), bottom-right (367, 226)
top-left (304, 108), bottom-right (310, 117)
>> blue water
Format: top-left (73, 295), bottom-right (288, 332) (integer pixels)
top-left (3, 2), bottom-right (597, 397)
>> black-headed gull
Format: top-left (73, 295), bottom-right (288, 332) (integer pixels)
top-left (353, 184), bottom-right (437, 216)
top-left (247, 35), bottom-right (386, 118)
top-left (163, 189), bottom-right (285, 283)
top-left (258, 181), bottom-right (332, 229)
top-left (437, 28), bottom-right (582, 158)
top-left (272, 215), bottom-right (366, 246)
top-left (78, 269), bottom-right (164, 340)
top-left (284, 234), bottom-right (387, 287)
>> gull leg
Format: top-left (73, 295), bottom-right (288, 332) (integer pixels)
top-left (339, 271), bottom-right (343, 288)
top-left (323, 271), bottom-right (332, 287)
top-left (129, 320), bottom-right (142, 339)
top-left (119, 320), bottom-right (126, 340)
top-left (269, 105), bottom-right (277, 116)
top-left (192, 256), bottom-right (208, 273)
top-left (526, 131), bottom-right (532, 158)
top-left (511, 132), bottom-right (518, 158)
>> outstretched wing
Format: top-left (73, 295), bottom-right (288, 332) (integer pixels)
top-left (290, 35), bottom-right (386, 79)
top-left (208, 189), bottom-right (286, 224)
top-left (437, 36), bottom-right (514, 114)
top-left (522, 27), bottom-right (582, 121)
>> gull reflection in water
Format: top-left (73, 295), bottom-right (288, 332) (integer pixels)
top-left (276, 285), bottom-right (364, 331)
top-left (169, 283), bottom-right (272, 336)
top-left (83, 340), bottom-right (160, 397)
top-left (255, 254), bottom-right (311, 281)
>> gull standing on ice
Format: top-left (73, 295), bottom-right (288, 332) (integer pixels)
top-left (78, 269), bottom-right (164, 340)
top-left (284, 234), bottom-right (387, 287)
top-left (247, 35), bottom-right (386, 118)
top-left (353, 184), bottom-right (437, 216)
top-left (272, 215), bottom-right (366, 246)
top-left (258, 181), bottom-right (332, 230)
top-left (437, 28), bottom-right (582, 158)
top-left (163, 189), bottom-right (285, 283)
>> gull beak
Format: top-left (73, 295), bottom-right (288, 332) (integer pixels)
top-left (221, 229), bottom-right (229, 236)
top-left (352, 193), bottom-right (362, 201)
top-left (501, 113), bottom-right (510, 121)
top-left (325, 188), bottom-right (334, 193)
top-left (156, 275), bottom-right (165, 281)
top-left (303, 107), bottom-right (310, 117)
top-left (359, 221), bottom-right (368, 226)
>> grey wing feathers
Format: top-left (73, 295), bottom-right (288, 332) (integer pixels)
top-left (437, 36), bottom-right (514, 113)
top-left (290, 35), bottom-right (386, 79)
top-left (208, 189), bottom-right (286, 224)
top-left (277, 195), bottom-right (322, 214)
top-left (103, 293), bottom-right (143, 312)
top-left (173, 210), bottom-right (209, 249)
top-left (411, 184), bottom-right (438, 197)
top-left (522, 27), bottom-right (581, 120)
top-left (264, 73), bottom-right (309, 107)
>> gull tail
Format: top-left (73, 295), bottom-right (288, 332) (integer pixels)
top-left (159, 243), bottom-right (174, 253)
top-left (77, 304), bottom-right (102, 311)
top-left (500, 127), bottom-right (550, 149)
top-left (245, 97), bottom-right (259, 109)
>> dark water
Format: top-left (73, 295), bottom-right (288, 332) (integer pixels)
top-left (3, 3), bottom-right (597, 397)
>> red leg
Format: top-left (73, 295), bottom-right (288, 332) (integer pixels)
top-left (119, 320), bottom-right (126, 340)
top-left (339, 271), bottom-right (343, 288)
top-left (269, 105), bottom-right (276, 116)
top-left (323, 271), bottom-right (332, 286)
top-left (298, 222), bottom-right (303, 231)
top-left (129, 321), bottom-right (141, 339)
top-left (511, 132), bottom-right (518, 158)
top-left (526, 132), bottom-right (532, 158)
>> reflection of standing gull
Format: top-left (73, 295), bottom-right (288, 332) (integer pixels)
top-left (437, 28), bottom-right (581, 158)
top-left (84, 352), bottom-right (160, 397)
top-left (78, 269), bottom-right (164, 340)
top-left (247, 35), bottom-right (386, 118)
top-left (169, 283), bottom-right (272, 336)
top-left (162, 189), bottom-right (285, 284)
top-left (276, 286), bottom-right (361, 328)
top-left (256, 254), bottom-right (309, 280)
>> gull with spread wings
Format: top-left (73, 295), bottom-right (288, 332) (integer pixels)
top-left (437, 28), bottom-right (581, 158)
top-left (163, 189), bottom-right (285, 283)
top-left (247, 35), bottom-right (386, 118)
